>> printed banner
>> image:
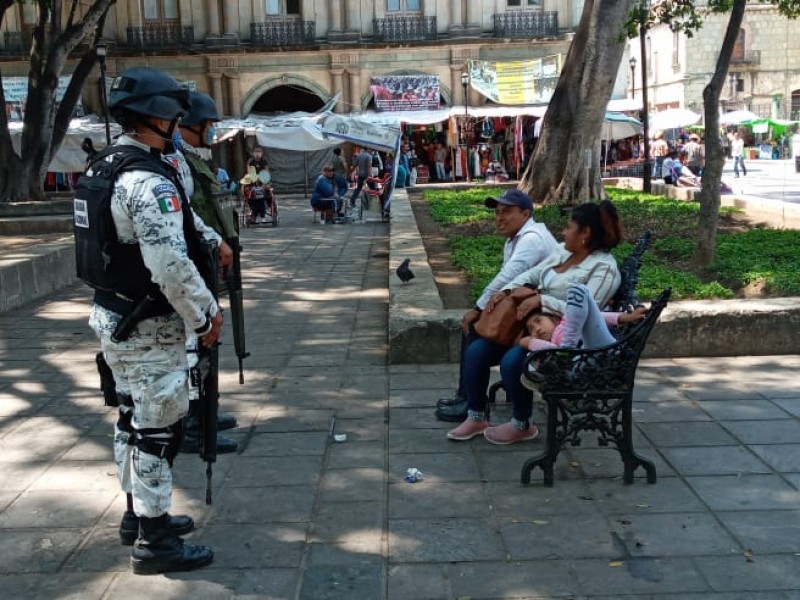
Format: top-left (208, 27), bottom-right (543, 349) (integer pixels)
top-left (317, 113), bottom-right (401, 153)
top-left (467, 56), bottom-right (562, 105)
top-left (370, 75), bottom-right (440, 111)
top-left (3, 76), bottom-right (87, 122)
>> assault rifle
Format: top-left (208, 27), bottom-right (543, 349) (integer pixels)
top-left (213, 190), bottom-right (249, 384)
top-left (196, 244), bottom-right (219, 505)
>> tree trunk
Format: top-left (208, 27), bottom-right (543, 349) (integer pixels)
top-left (518, 0), bottom-right (633, 205)
top-left (694, 0), bottom-right (746, 266)
top-left (0, 0), bottom-right (115, 203)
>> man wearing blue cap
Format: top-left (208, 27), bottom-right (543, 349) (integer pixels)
top-left (435, 188), bottom-right (558, 422)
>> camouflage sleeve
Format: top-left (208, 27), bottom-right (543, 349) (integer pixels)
top-left (116, 170), bottom-right (217, 332)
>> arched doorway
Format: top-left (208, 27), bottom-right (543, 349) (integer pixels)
top-left (250, 84), bottom-right (325, 113)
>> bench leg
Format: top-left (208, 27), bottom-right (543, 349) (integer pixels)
top-left (619, 396), bottom-right (657, 484)
top-left (520, 398), bottom-right (561, 487)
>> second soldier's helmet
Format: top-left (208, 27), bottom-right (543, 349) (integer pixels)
top-left (108, 67), bottom-right (190, 122)
top-left (181, 92), bottom-right (220, 127)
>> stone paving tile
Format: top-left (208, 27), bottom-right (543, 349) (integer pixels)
top-left (0, 462), bottom-right (50, 492)
top-left (658, 445), bottom-right (772, 476)
top-left (685, 474), bottom-right (800, 511)
top-left (241, 431), bottom-right (329, 456)
top-left (329, 441), bottom-right (386, 470)
top-left (637, 421), bottom-right (740, 447)
top-left (633, 398), bottom-right (711, 422)
top-left (211, 485), bottom-right (316, 524)
top-left (572, 557), bottom-right (710, 596)
top-left (318, 468), bottom-right (385, 503)
top-left (389, 517), bottom-right (505, 563)
top-left (693, 555), bottom-right (800, 592)
top-left (771, 397), bottom-right (800, 417)
top-left (388, 481), bottom-right (489, 519)
top-left (223, 455), bottom-right (324, 487)
top-left (0, 572), bottom-right (115, 599)
top-left (715, 510), bottom-right (800, 554)
top-left (0, 529), bottom-right (90, 574)
top-left (0, 490), bottom-right (114, 528)
top-left (498, 513), bottom-right (618, 560)
top-left (582, 477), bottom-right (707, 515)
top-left (720, 419), bottom-right (800, 445)
top-left (193, 523), bottom-right (307, 569)
top-left (298, 562), bottom-right (384, 600)
top-left (568, 446), bottom-right (675, 480)
top-left (389, 427), bottom-right (473, 454)
top-left (310, 500), bottom-right (384, 546)
top-left (695, 399), bottom-right (794, 421)
top-left (749, 444), bottom-right (800, 473)
top-left (448, 560), bottom-right (581, 599)
top-left (608, 512), bottom-right (739, 557)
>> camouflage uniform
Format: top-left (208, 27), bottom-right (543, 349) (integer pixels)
top-left (89, 135), bottom-right (219, 518)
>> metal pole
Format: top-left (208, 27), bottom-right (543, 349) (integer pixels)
top-left (97, 46), bottom-right (111, 146)
top-left (639, 4), bottom-right (652, 194)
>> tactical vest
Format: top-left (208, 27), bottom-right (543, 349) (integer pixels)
top-left (73, 144), bottom-right (212, 319)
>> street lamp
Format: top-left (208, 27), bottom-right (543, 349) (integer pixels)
top-left (461, 72), bottom-right (469, 117)
top-left (461, 72), bottom-right (470, 181)
top-left (629, 56), bottom-right (636, 99)
top-left (96, 42), bottom-right (111, 146)
top-left (637, 3), bottom-right (652, 193)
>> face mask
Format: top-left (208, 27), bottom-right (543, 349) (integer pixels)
top-left (205, 125), bottom-right (216, 146)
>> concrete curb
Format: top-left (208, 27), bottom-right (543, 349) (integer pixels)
top-left (0, 239), bottom-right (76, 312)
top-left (388, 187), bottom-right (800, 363)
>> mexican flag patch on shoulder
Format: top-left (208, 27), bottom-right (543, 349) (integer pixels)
top-left (157, 194), bottom-right (182, 213)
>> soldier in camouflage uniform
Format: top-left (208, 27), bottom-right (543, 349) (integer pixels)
top-left (88, 67), bottom-right (218, 574)
top-left (166, 92), bottom-right (239, 454)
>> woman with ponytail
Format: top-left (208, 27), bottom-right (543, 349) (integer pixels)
top-left (448, 200), bottom-right (624, 446)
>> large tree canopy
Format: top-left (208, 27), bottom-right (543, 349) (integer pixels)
top-left (0, 0), bottom-right (114, 202)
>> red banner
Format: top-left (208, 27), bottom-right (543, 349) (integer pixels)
top-left (369, 75), bottom-right (440, 111)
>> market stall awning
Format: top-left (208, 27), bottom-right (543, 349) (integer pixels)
top-left (9, 115), bottom-right (120, 172)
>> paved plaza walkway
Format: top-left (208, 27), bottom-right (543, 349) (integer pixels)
top-left (0, 195), bottom-right (799, 599)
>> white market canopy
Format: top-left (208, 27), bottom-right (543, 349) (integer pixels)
top-left (9, 115), bottom-right (120, 173)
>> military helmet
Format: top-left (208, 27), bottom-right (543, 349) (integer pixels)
top-left (180, 92), bottom-right (220, 127)
top-left (108, 67), bottom-right (190, 122)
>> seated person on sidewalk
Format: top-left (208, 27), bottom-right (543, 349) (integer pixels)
top-left (434, 189), bottom-right (559, 423)
top-left (242, 175), bottom-right (270, 224)
top-left (660, 150), bottom-right (679, 184)
top-left (311, 165), bottom-right (347, 222)
top-left (519, 283), bottom-right (646, 360)
top-left (446, 201), bottom-right (623, 445)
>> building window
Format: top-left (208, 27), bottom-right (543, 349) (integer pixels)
top-left (20, 2), bottom-right (38, 25)
top-left (266, 0), bottom-right (300, 16)
top-left (143, 0), bottom-right (179, 21)
top-left (387, 0), bottom-right (421, 12)
top-left (732, 28), bottom-right (745, 62)
top-left (791, 90), bottom-right (800, 120)
top-left (672, 30), bottom-right (680, 67)
top-left (507, 0), bottom-right (542, 7)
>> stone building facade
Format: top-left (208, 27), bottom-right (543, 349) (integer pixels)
top-left (628, 5), bottom-right (800, 121)
top-left (1, 0), bottom-right (582, 118)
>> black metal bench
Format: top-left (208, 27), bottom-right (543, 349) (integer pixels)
top-left (520, 287), bottom-right (671, 486)
top-left (487, 229), bottom-right (653, 404)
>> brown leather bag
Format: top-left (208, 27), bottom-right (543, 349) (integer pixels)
top-left (474, 295), bottom-right (524, 347)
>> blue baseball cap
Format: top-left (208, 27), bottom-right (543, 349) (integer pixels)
top-left (485, 189), bottom-right (533, 212)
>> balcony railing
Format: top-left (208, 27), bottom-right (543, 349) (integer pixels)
top-left (730, 50), bottom-right (760, 65)
top-left (493, 11), bottom-right (559, 39)
top-left (373, 15), bottom-right (437, 43)
top-left (250, 19), bottom-right (315, 47)
top-left (126, 24), bottom-right (194, 50)
top-left (1, 31), bottom-right (31, 56)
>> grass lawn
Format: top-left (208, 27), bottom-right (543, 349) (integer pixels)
top-left (422, 187), bottom-right (800, 302)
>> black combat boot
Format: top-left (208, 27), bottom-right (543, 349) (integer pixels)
top-left (131, 514), bottom-right (214, 575)
top-left (119, 510), bottom-right (194, 546)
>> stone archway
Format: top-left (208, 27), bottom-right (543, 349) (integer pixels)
top-left (241, 74), bottom-right (330, 115)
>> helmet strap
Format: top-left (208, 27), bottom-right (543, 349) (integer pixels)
top-left (140, 117), bottom-right (180, 152)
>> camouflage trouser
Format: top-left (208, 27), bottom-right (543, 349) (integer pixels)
top-left (99, 326), bottom-right (190, 518)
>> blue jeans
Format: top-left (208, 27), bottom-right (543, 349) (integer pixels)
top-left (733, 156), bottom-right (746, 176)
top-left (463, 337), bottom-right (533, 423)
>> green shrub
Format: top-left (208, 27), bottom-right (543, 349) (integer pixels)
top-left (423, 187), bottom-right (800, 300)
